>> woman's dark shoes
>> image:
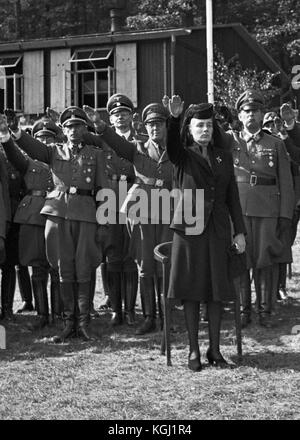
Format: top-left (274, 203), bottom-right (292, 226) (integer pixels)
top-left (188, 353), bottom-right (202, 372)
top-left (206, 348), bottom-right (229, 368)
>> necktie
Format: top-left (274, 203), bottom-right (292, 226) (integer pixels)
top-left (247, 137), bottom-right (256, 154)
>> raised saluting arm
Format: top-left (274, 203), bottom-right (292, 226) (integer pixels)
top-left (83, 105), bottom-right (135, 163)
top-left (165, 95), bottom-right (185, 165)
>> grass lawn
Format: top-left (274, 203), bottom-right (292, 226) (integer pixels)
top-left (1, 242), bottom-right (300, 420)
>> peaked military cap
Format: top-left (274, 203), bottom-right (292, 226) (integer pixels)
top-left (32, 117), bottom-right (61, 138)
top-left (142, 103), bottom-right (169, 124)
top-left (262, 111), bottom-right (278, 126)
top-left (107, 93), bottom-right (134, 115)
top-left (59, 106), bottom-right (88, 127)
top-left (236, 89), bottom-right (265, 112)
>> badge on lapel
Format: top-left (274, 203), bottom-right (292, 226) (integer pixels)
top-left (216, 156), bottom-right (222, 163)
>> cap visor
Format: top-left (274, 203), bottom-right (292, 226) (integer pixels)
top-left (241, 103), bottom-right (262, 111)
top-left (62, 118), bottom-right (87, 127)
top-left (34, 129), bottom-right (57, 137)
top-left (110, 106), bottom-right (132, 115)
top-left (144, 114), bottom-right (166, 123)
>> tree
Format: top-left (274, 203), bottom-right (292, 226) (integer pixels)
top-left (213, 48), bottom-right (281, 112)
top-left (126, 0), bottom-right (300, 74)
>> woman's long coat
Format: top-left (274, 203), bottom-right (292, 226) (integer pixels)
top-left (166, 117), bottom-right (246, 302)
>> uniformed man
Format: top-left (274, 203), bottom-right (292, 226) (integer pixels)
top-left (262, 110), bottom-right (300, 302)
top-left (1, 115), bottom-right (63, 329)
top-left (0, 140), bottom-right (33, 320)
top-left (0, 106), bottom-right (107, 341)
top-left (94, 93), bottom-right (142, 326)
top-left (96, 107), bottom-right (146, 315)
top-left (31, 118), bottom-right (63, 324)
top-left (228, 89), bottom-right (294, 328)
top-left (0, 181), bottom-right (6, 266)
top-left (84, 102), bottom-right (174, 335)
top-left (45, 107), bottom-right (100, 320)
top-left (280, 102), bottom-right (300, 241)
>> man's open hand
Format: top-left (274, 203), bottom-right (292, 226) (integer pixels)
top-left (83, 105), bottom-right (106, 132)
top-left (168, 95), bottom-right (185, 118)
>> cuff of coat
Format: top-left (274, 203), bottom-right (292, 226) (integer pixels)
top-left (10, 128), bottom-right (22, 140)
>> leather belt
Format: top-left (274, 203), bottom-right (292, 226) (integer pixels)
top-left (65, 187), bottom-right (95, 196)
top-left (27, 190), bottom-right (47, 197)
top-left (135, 176), bottom-right (165, 188)
top-left (236, 175), bottom-right (277, 186)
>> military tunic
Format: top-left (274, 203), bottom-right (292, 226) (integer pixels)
top-left (229, 129), bottom-right (294, 268)
top-left (86, 126), bottom-right (174, 278)
top-left (0, 181), bottom-right (6, 240)
top-left (2, 136), bottom-right (53, 267)
top-left (89, 129), bottom-right (138, 273)
top-left (0, 146), bottom-right (26, 266)
top-left (15, 131), bottom-right (107, 282)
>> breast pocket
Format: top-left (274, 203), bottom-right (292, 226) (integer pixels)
top-left (53, 157), bottom-right (69, 174)
top-left (26, 166), bottom-right (42, 186)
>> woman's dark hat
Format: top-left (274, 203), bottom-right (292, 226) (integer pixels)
top-left (185, 103), bottom-right (214, 120)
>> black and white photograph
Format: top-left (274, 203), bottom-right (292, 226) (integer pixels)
top-left (0, 0), bottom-right (299, 424)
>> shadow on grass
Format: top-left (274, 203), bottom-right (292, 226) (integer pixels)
top-left (1, 302), bottom-right (300, 371)
top-left (232, 351), bottom-right (300, 371)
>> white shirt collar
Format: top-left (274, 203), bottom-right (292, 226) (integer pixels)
top-left (243, 127), bottom-right (261, 140)
top-left (116, 129), bottom-right (131, 139)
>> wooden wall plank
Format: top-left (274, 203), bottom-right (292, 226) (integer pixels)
top-left (23, 50), bottom-right (44, 114)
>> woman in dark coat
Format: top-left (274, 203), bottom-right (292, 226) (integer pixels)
top-left (166, 95), bottom-right (246, 371)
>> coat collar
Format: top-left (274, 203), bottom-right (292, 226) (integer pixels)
top-left (241, 129), bottom-right (263, 143)
top-left (145, 139), bottom-right (167, 163)
top-left (188, 143), bottom-right (213, 175)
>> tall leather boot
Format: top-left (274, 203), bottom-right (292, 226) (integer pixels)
top-left (135, 277), bottom-right (156, 335)
top-left (255, 267), bottom-right (273, 328)
top-left (277, 263), bottom-right (288, 301)
top-left (107, 271), bottom-right (122, 326)
top-left (89, 269), bottom-right (99, 317)
top-left (50, 268), bottom-right (63, 323)
top-left (123, 271), bottom-right (138, 326)
top-left (16, 265), bottom-right (34, 313)
top-left (29, 274), bottom-right (49, 330)
top-left (52, 282), bottom-right (76, 343)
top-left (98, 262), bottom-right (111, 310)
top-left (77, 281), bottom-right (92, 341)
top-left (239, 270), bottom-right (252, 328)
top-left (206, 300), bottom-right (228, 367)
top-left (1, 265), bottom-right (16, 320)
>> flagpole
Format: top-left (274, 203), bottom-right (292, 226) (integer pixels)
top-left (206, 0), bottom-right (214, 104)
